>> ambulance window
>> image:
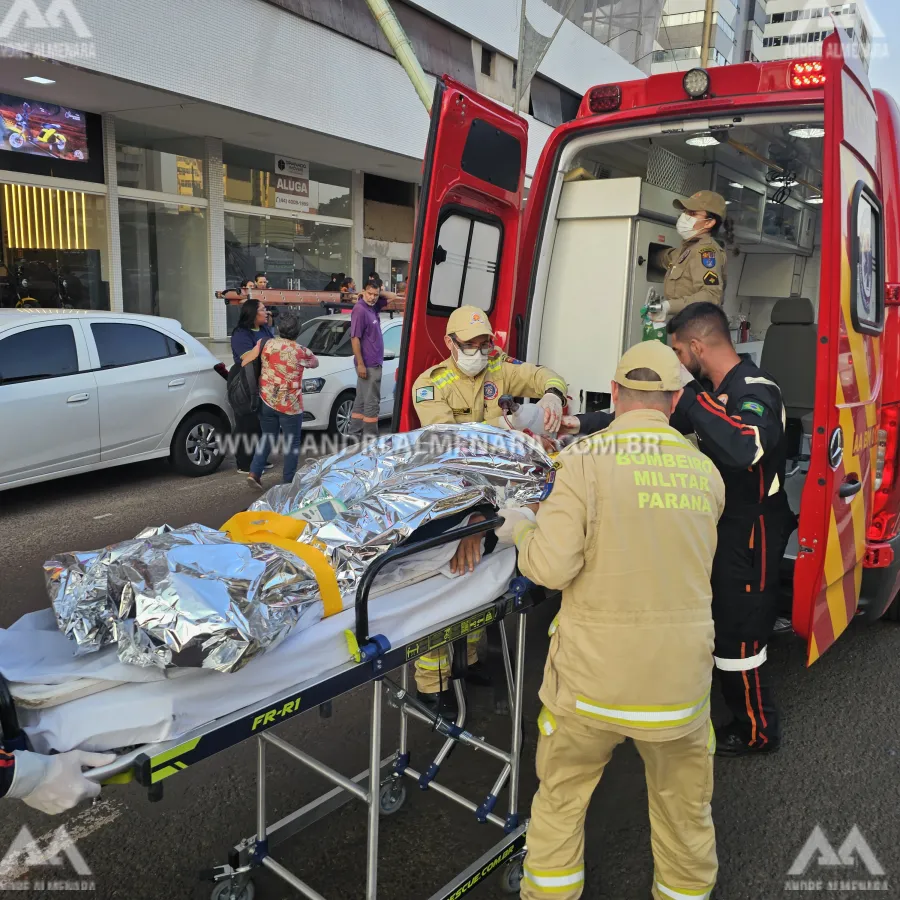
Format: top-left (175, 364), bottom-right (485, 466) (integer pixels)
top-left (850, 181), bottom-right (884, 336)
top-left (646, 242), bottom-right (671, 284)
top-left (428, 211), bottom-right (501, 314)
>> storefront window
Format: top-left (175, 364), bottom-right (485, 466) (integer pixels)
top-left (225, 212), bottom-right (350, 291)
top-left (223, 144), bottom-right (351, 218)
top-left (119, 199), bottom-right (209, 335)
top-left (0, 184), bottom-right (108, 309)
top-left (116, 140), bottom-right (206, 198)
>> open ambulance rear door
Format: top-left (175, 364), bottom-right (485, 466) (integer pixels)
top-left (793, 32), bottom-right (885, 664)
top-left (394, 77), bottom-right (527, 432)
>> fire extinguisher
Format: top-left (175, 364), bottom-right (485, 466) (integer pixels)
top-left (738, 318), bottom-right (750, 343)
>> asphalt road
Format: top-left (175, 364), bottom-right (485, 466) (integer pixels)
top-left (1, 453), bottom-right (900, 900)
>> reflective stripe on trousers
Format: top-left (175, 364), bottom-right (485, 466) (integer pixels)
top-left (523, 865), bottom-right (585, 893)
top-left (413, 630), bottom-right (482, 693)
top-left (573, 693), bottom-right (710, 730)
top-left (655, 880), bottom-right (715, 900)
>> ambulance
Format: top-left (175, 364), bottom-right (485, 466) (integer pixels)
top-left (395, 30), bottom-right (900, 665)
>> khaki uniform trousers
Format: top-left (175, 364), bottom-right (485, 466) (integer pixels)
top-left (414, 629), bottom-right (483, 694)
top-left (521, 711), bottom-right (717, 900)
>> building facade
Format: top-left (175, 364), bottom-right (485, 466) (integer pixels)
top-left (0, 0), bottom-right (644, 340)
top-left (759, 1), bottom-right (873, 69)
top-left (651, 0), bottom-right (768, 74)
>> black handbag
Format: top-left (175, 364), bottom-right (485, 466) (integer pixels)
top-left (227, 354), bottom-right (261, 416)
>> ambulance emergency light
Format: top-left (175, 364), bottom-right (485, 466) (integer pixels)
top-left (790, 61), bottom-right (826, 89)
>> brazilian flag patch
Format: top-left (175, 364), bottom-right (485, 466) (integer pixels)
top-left (741, 400), bottom-right (765, 417)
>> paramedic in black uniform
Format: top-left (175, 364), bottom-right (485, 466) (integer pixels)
top-left (565, 303), bottom-right (796, 756)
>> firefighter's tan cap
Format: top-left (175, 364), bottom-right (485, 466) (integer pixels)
top-left (447, 305), bottom-right (494, 341)
top-left (674, 190), bottom-right (727, 220)
top-left (614, 341), bottom-right (683, 392)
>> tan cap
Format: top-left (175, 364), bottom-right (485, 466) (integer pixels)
top-left (674, 190), bottom-right (727, 220)
top-left (447, 305), bottom-right (494, 341)
top-left (614, 341), bottom-right (683, 391)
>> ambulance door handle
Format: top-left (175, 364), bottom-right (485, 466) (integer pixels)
top-left (839, 476), bottom-right (862, 498)
top-left (638, 256), bottom-right (646, 266)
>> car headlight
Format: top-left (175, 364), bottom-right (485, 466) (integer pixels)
top-left (302, 378), bottom-right (326, 394)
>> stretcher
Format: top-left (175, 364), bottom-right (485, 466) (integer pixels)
top-left (0, 517), bottom-right (546, 900)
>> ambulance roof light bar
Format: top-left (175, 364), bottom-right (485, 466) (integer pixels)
top-left (791, 60), bottom-right (826, 89)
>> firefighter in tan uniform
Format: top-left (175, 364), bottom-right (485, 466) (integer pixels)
top-left (650, 190), bottom-right (728, 318)
top-left (497, 341), bottom-right (725, 900)
top-left (411, 305), bottom-right (568, 713)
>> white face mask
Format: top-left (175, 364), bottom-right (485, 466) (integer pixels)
top-left (454, 349), bottom-right (489, 376)
top-left (676, 212), bottom-right (702, 241)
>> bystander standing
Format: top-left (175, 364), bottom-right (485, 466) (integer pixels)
top-left (348, 278), bottom-right (387, 440)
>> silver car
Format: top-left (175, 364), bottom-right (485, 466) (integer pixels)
top-left (0, 309), bottom-right (234, 491)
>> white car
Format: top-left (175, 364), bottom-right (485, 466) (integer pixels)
top-left (297, 313), bottom-right (403, 435)
top-left (0, 310), bottom-right (234, 491)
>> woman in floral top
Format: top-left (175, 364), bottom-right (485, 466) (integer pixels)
top-left (246, 312), bottom-right (319, 487)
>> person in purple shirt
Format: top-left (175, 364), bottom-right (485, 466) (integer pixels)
top-left (348, 278), bottom-right (388, 440)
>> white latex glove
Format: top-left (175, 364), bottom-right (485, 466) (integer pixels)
top-left (7, 749), bottom-right (116, 815)
top-left (648, 299), bottom-right (670, 323)
top-left (496, 506), bottom-right (537, 544)
top-left (537, 393), bottom-right (564, 434)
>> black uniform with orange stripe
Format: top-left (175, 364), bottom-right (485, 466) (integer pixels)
top-left (0, 747), bottom-right (14, 797)
top-left (673, 358), bottom-right (796, 748)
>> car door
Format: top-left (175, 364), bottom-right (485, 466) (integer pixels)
top-left (793, 32), bottom-right (885, 664)
top-left (380, 322), bottom-right (403, 417)
top-left (86, 320), bottom-right (198, 461)
top-left (0, 320), bottom-right (100, 486)
top-left (393, 76), bottom-right (528, 431)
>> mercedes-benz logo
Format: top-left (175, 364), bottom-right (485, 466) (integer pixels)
top-left (829, 427), bottom-right (844, 469)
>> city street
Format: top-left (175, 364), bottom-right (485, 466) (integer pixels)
top-left (1, 457), bottom-right (899, 900)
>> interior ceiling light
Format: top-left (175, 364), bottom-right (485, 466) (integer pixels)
top-left (683, 68), bottom-right (711, 99)
top-left (24, 76), bottom-right (55, 85)
top-left (686, 134), bottom-right (721, 148)
top-left (729, 182), bottom-right (743, 189)
top-left (790, 126), bottom-right (826, 139)
top-left (807, 195), bottom-right (824, 204)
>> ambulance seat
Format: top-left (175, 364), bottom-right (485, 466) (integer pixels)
top-left (760, 297), bottom-right (817, 420)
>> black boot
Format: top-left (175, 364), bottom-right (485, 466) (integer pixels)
top-left (715, 722), bottom-right (781, 757)
top-left (416, 688), bottom-right (459, 719)
top-left (463, 662), bottom-right (493, 687)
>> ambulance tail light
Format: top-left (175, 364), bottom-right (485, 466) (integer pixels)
top-left (868, 403), bottom-right (900, 542)
top-left (588, 85), bottom-right (622, 113)
top-left (790, 61), bottom-right (826, 90)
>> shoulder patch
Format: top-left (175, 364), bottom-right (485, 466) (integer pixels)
top-left (703, 270), bottom-right (720, 286)
top-left (740, 400), bottom-right (765, 417)
top-left (416, 386), bottom-right (435, 403)
top-left (505, 357), bottom-right (524, 365)
top-left (700, 249), bottom-right (718, 269)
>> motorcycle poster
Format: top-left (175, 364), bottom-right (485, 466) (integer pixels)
top-left (0, 94), bottom-right (89, 163)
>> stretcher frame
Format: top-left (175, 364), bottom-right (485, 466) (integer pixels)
top-left (3, 517), bottom-right (543, 900)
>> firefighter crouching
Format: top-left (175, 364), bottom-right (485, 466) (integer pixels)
top-left (648, 190), bottom-right (728, 323)
top-left (497, 341), bottom-right (725, 900)
top-left (666, 303), bottom-right (796, 756)
top-left (411, 305), bottom-right (569, 716)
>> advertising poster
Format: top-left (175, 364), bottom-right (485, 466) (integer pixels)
top-left (274, 155), bottom-right (310, 212)
top-left (0, 94), bottom-right (89, 162)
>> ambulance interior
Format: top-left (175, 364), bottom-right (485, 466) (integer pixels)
top-left (525, 113), bottom-right (826, 560)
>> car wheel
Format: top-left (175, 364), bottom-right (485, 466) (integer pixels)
top-left (329, 390), bottom-right (356, 436)
top-left (170, 410), bottom-right (227, 476)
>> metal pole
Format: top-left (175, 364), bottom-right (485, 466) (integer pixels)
top-left (257, 736), bottom-right (267, 845)
top-left (363, 0), bottom-right (433, 113)
top-left (366, 680), bottom-right (383, 900)
top-left (508, 614), bottom-right (527, 819)
top-left (700, 0), bottom-right (715, 67)
top-left (514, 0), bottom-right (528, 115)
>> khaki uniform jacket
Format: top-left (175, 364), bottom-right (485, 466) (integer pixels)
top-left (412, 351), bottom-right (567, 427)
top-left (658, 237), bottom-right (726, 314)
top-left (516, 408), bottom-right (726, 742)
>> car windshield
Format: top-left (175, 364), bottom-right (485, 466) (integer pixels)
top-left (297, 318), bottom-right (354, 357)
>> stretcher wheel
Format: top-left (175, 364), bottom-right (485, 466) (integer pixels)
top-left (500, 859), bottom-right (524, 894)
top-left (378, 779), bottom-right (407, 815)
top-left (211, 878), bottom-right (255, 900)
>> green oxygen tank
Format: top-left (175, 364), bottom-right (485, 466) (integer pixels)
top-left (641, 291), bottom-right (668, 344)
